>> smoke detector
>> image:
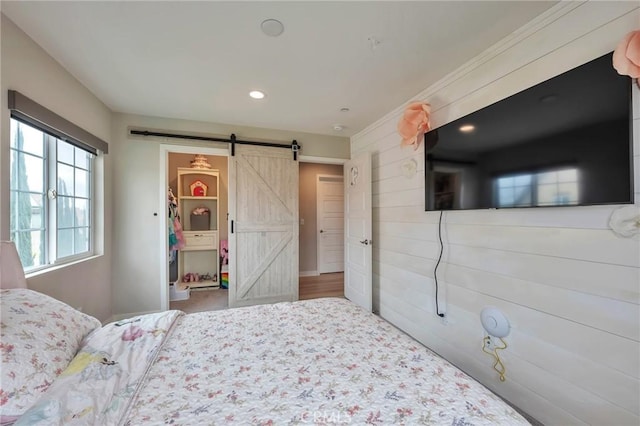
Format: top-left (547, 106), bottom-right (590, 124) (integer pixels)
top-left (367, 36), bottom-right (381, 50)
top-left (261, 19), bottom-right (284, 37)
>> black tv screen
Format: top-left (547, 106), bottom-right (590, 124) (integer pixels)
top-left (425, 52), bottom-right (633, 211)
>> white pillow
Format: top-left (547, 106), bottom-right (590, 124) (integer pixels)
top-left (0, 289), bottom-right (102, 418)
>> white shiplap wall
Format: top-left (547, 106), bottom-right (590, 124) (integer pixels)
top-left (351, 2), bottom-right (640, 425)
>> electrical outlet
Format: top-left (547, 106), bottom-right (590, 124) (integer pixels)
top-left (484, 336), bottom-right (496, 351)
top-left (300, 218), bottom-right (304, 225)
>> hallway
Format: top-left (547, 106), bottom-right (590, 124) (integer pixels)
top-left (299, 272), bottom-right (344, 300)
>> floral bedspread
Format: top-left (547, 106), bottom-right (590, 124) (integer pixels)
top-left (124, 298), bottom-right (529, 425)
top-left (15, 310), bottom-right (183, 425)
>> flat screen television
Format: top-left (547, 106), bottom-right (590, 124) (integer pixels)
top-left (424, 52), bottom-right (633, 211)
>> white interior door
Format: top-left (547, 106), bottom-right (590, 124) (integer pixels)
top-left (228, 145), bottom-right (299, 308)
top-left (317, 175), bottom-right (344, 273)
top-left (344, 152), bottom-right (372, 311)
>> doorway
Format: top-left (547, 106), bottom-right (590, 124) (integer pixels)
top-left (159, 144), bottom-right (229, 312)
top-left (160, 147), bottom-right (347, 312)
top-left (167, 151), bottom-right (229, 310)
top-left (298, 161), bottom-right (345, 297)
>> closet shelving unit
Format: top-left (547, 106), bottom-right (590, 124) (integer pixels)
top-left (177, 167), bottom-right (219, 290)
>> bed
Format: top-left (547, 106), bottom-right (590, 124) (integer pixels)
top-left (1, 288), bottom-right (529, 425)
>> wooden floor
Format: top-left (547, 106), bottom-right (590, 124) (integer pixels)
top-left (170, 272), bottom-right (344, 313)
top-left (299, 272), bottom-right (344, 300)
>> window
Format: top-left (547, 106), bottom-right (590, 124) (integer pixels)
top-left (495, 167), bottom-right (579, 208)
top-left (8, 90), bottom-right (108, 272)
top-left (10, 118), bottom-right (94, 271)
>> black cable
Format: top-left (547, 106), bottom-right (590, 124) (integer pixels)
top-left (434, 210), bottom-right (445, 317)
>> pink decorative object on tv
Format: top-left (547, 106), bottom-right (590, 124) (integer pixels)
top-left (612, 30), bottom-right (640, 79)
top-left (398, 101), bottom-right (431, 150)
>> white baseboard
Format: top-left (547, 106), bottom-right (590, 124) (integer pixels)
top-left (299, 270), bottom-right (320, 277)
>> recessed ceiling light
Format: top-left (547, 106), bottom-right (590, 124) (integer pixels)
top-left (261, 19), bottom-right (284, 37)
top-left (333, 124), bottom-right (344, 132)
top-left (249, 90), bottom-right (266, 100)
top-left (459, 124), bottom-right (475, 133)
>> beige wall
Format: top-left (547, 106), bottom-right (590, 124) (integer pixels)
top-left (351, 2), bottom-right (640, 425)
top-left (0, 14), bottom-right (113, 321)
top-left (299, 163), bottom-right (343, 273)
top-left (111, 113), bottom-right (349, 316)
top-left (169, 153), bottom-right (229, 242)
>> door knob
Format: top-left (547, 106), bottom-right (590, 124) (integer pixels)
top-left (320, 229), bottom-right (324, 233)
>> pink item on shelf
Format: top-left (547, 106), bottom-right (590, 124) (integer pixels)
top-left (612, 30), bottom-right (640, 79)
top-left (397, 101), bottom-right (431, 150)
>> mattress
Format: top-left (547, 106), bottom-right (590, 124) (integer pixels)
top-left (15, 297), bottom-right (529, 425)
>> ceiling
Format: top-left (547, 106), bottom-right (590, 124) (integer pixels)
top-left (1, 1), bottom-right (557, 137)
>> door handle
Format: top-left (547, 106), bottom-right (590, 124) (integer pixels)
top-left (360, 239), bottom-right (370, 245)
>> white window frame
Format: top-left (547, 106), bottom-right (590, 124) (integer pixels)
top-left (10, 119), bottom-right (96, 272)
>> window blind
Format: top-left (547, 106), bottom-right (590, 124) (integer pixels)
top-left (8, 90), bottom-right (108, 155)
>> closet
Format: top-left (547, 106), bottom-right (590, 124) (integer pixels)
top-left (154, 136), bottom-right (299, 308)
top-left (176, 167), bottom-right (219, 289)
top-left (168, 153), bottom-right (227, 302)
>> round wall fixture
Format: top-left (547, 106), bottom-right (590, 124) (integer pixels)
top-left (401, 158), bottom-right (417, 178)
top-left (609, 205), bottom-right (640, 237)
top-left (261, 19), bottom-right (284, 37)
top-left (480, 307), bottom-right (510, 338)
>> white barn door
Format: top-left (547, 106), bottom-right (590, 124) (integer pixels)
top-left (228, 145), bottom-right (299, 307)
top-left (344, 152), bottom-right (372, 312)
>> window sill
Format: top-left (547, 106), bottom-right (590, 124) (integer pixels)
top-left (25, 254), bottom-right (104, 279)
